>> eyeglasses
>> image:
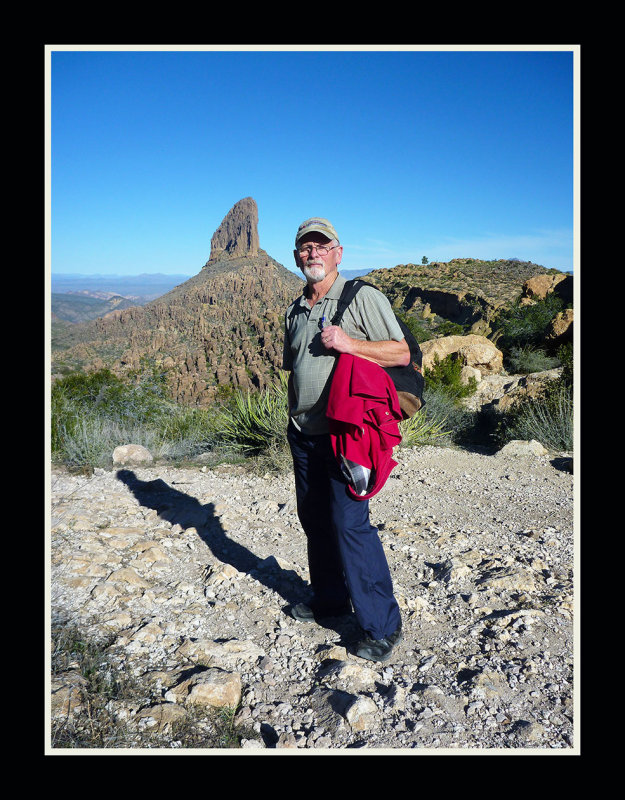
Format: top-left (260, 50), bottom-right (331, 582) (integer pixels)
top-left (297, 244), bottom-right (340, 257)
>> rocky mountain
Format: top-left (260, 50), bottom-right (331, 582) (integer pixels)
top-left (50, 197), bottom-right (572, 407)
top-left (51, 198), bottom-right (303, 406)
top-left (362, 259), bottom-right (572, 338)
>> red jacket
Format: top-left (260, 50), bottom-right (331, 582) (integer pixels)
top-left (326, 354), bottom-right (403, 500)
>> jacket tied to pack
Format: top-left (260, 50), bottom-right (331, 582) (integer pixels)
top-left (326, 353), bottom-right (403, 500)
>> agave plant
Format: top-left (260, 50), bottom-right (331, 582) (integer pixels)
top-left (215, 371), bottom-right (290, 455)
top-left (399, 407), bottom-right (450, 447)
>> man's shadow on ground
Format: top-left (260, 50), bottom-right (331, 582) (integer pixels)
top-left (115, 469), bottom-right (360, 644)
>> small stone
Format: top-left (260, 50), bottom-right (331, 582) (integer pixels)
top-left (112, 444), bottom-right (153, 466)
top-left (345, 696), bottom-right (378, 731)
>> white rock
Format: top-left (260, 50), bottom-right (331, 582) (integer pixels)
top-left (496, 439), bottom-right (548, 457)
top-left (112, 444), bottom-right (153, 465)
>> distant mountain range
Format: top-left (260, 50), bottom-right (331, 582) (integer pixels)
top-left (50, 197), bottom-right (568, 406)
top-left (50, 266), bottom-right (376, 326)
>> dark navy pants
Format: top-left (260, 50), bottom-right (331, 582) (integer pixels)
top-left (287, 422), bottom-right (401, 641)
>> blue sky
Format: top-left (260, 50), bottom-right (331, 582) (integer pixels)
top-left (48, 46), bottom-right (577, 278)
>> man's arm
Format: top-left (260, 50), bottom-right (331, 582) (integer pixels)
top-left (320, 325), bottom-right (410, 368)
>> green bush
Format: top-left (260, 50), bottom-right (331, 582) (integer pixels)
top-left (424, 353), bottom-right (478, 403)
top-left (493, 294), bottom-right (566, 351)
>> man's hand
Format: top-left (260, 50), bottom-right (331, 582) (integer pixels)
top-left (321, 325), bottom-right (410, 368)
top-left (320, 325), bottom-right (352, 354)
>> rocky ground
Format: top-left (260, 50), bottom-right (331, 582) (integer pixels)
top-left (48, 442), bottom-right (576, 754)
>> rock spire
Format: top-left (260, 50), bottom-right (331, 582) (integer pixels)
top-left (208, 197), bottom-right (260, 262)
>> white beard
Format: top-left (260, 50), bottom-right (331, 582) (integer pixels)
top-left (303, 264), bottom-right (326, 283)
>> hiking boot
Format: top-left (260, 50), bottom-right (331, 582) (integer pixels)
top-left (290, 602), bottom-right (352, 623)
top-left (355, 626), bottom-right (403, 663)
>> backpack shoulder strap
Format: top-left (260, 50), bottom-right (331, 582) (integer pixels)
top-left (331, 279), bottom-right (370, 326)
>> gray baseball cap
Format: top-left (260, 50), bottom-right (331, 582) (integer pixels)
top-left (295, 217), bottom-right (340, 246)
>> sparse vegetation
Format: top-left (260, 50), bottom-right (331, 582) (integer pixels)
top-left (50, 624), bottom-right (258, 749)
top-left (492, 343), bottom-right (573, 452)
top-left (51, 368), bottom-right (224, 471)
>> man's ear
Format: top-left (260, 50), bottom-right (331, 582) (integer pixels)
top-left (293, 248), bottom-right (303, 270)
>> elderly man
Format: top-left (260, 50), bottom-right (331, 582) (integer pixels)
top-left (282, 216), bottom-right (409, 663)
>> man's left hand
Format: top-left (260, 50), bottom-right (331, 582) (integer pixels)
top-left (320, 325), bottom-right (351, 353)
top-left (321, 325), bottom-right (410, 368)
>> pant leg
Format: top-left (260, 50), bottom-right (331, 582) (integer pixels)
top-left (288, 423), bottom-right (400, 639)
top-left (287, 423), bottom-right (351, 612)
top-left (327, 468), bottom-right (401, 641)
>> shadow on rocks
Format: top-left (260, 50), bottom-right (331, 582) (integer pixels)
top-left (115, 469), bottom-right (361, 643)
top-left (115, 469), bottom-right (318, 619)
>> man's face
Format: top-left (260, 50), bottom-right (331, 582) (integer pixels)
top-left (294, 234), bottom-right (342, 284)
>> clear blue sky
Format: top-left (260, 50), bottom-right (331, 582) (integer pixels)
top-left (48, 46), bottom-right (577, 278)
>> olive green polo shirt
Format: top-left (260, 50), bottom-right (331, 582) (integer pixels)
top-left (282, 273), bottom-right (404, 435)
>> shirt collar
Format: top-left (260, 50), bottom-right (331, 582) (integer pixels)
top-left (302, 272), bottom-right (346, 302)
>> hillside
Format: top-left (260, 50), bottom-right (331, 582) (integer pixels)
top-left (51, 274), bottom-right (193, 303)
top-left (362, 259), bottom-right (567, 338)
top-left (52, 292), bottom-right (140, 324)
top-left (51, 199), bottom-right (303, 406)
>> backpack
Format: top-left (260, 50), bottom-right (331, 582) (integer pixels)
top-left (331, 279), bottom-right (426, 419)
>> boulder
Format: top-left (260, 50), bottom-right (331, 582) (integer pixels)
top-left (521, 273), bottom-right (572, 303)
top-left (546, 308), bottom-right (573, 346)
top-left (496, 439), bottom-right (549, 457)
top-left (421, 334), bottom-right (503, 376)
top-left (112, 444), bottom-right (153, 466)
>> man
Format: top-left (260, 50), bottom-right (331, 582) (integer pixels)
top-left (282, 216), bottom-right (410, 663)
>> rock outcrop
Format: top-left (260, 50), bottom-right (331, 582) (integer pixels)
top-left (520, 273), bottom-right (573, 305)
top-left (208, 197), bottom-right (260, 262)
top-left (420, 334), bottom-right (504, 376)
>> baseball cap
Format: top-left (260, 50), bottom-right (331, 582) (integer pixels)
top-left (295, 217), bottom-right (340, 246)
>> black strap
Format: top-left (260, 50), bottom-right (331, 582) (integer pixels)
top-left (331, 279), bottom-right (370, 326)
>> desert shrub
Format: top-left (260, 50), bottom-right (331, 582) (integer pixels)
top-left (424, 353), bottom-right (478, 403)
top-left (556, 342), bottom-right (573, 386)
top-left (490, 337), bottom-right (574, 453)
top-left (420, 385), bottom-right (483, 447)
top-left (505, 345), bottom-right (561, 374)
top-left (51, 369), bottom-right (218, 470)
top-left (493, 294), bottom-right (566, 351)
top-left (399, 405), bottom-right (449, 447)
top-left (493, 375), bottom-right (573, 453)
